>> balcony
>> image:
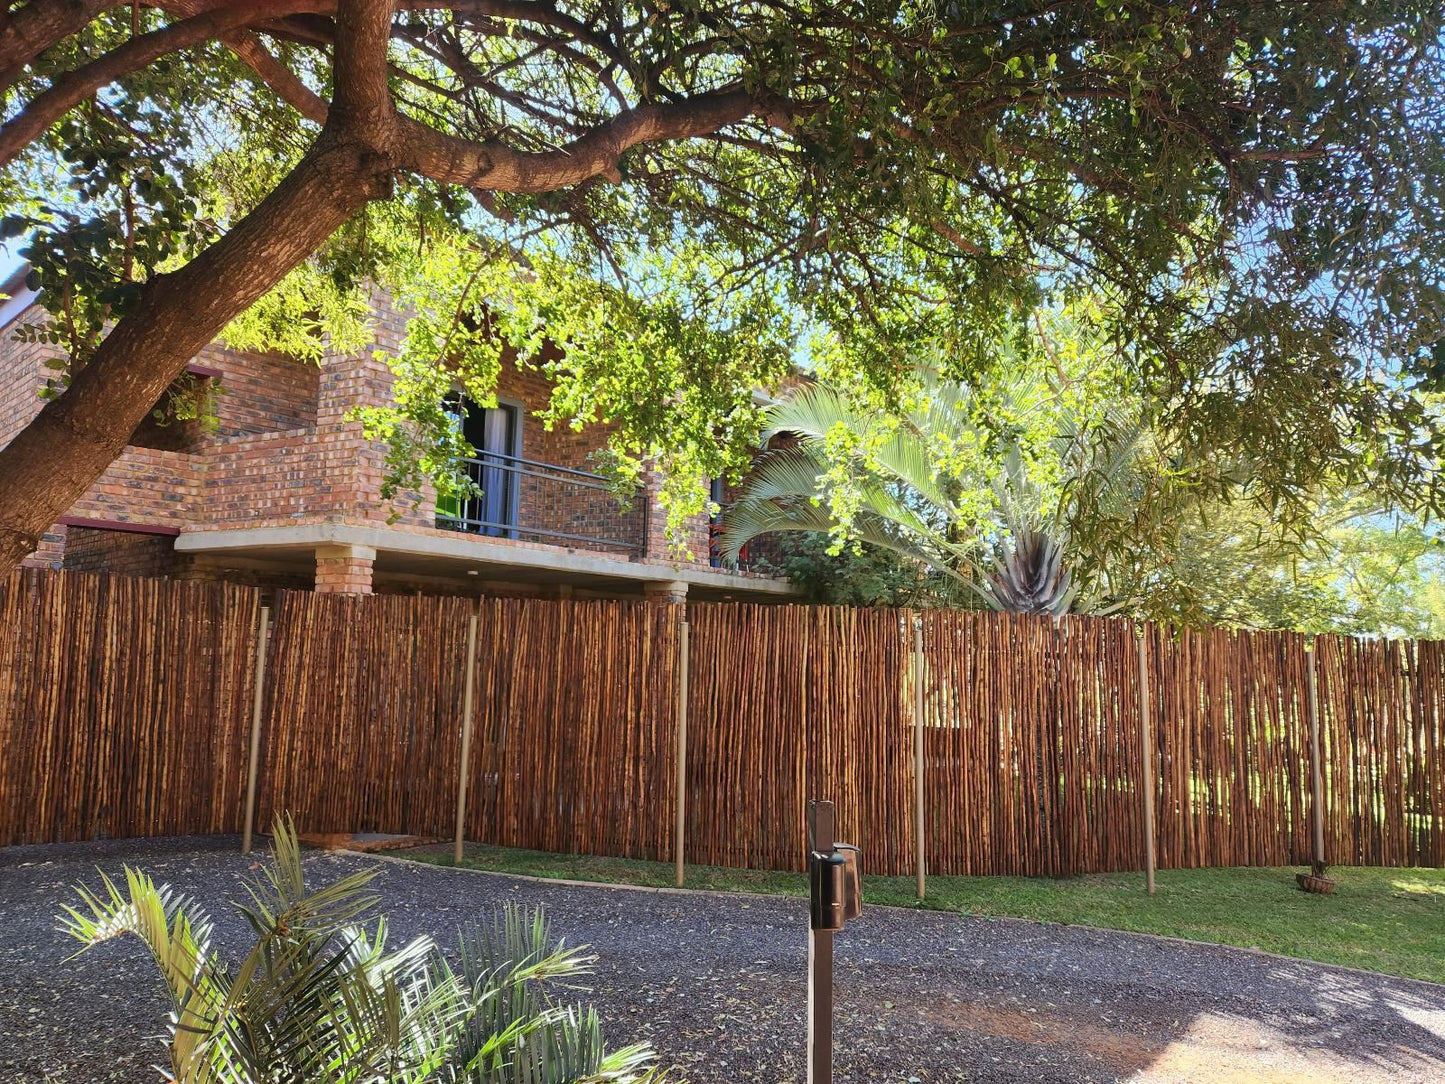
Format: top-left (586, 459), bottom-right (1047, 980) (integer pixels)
top-left (437, 452), bottom-right (649, 556)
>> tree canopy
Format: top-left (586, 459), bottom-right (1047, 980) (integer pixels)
top-left (0, 1), bottom-right (1442, 568)
top-left (1152, 494), bottom-right (1445, 637)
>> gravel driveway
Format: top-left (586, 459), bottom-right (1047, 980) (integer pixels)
top-left (2, 837), bottom-right (1443, 1083)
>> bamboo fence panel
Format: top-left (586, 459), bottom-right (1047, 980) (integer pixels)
top-left (1315, 634), bottom-right (1445, 867)
top-left (683, 603), bottom-right (808, 871)
top-left (686, 604), bottom-right (913, 875)
top-left (0, 570), bottom-right (260, 845)
top-left (1151, 626), bottom-right (1311, 869)
top-left (255, 590), bottom-right (472, 837)
top-left (1406, 640), bottom-right (1445, 867)
top-left (463, 597), bottom-right (677, 861)
top-left (1052, 616), bottom-right (1144, 874)
top-left (919, 612), bottom-right (1142, 876)
top-left (805, 606), bottom-right (913, 876)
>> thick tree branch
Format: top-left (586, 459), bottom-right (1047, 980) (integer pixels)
top-left (159, 0), bottom-right (331, 122)
top-left (0, 130), bottom-right (389, 567)
top-left (222, 29), bottom-right (329, 122)
top-left (0, 0), bottom-right (125, 79)
top-left (330, 0), bottom-right (396, 131)
top-left (0, 0), bottom-right (326, 169)
top-left (392, 87), bottom-right (763, 192)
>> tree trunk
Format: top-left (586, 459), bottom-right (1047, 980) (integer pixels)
top-left (0, 133), bottom-right (388, 574)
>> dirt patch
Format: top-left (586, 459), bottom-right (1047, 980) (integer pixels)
top-left (922, 995), bottom-right (1163, 1070)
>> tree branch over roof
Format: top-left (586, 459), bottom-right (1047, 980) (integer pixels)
top-left (0, 0), bottom-right (1439, 573)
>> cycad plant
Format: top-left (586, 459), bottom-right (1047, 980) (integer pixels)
top-left (719, 374), bottom-right (1153, 615)
top-left (59, 818), bottom-right (664, 1084)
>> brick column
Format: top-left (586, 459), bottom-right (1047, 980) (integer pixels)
top-left (644, 579), bottom-right (688, 606)
top-left (641, 470), bottom-right (711, 563)
top-left (21, 524), bottom-right (67, 570)
top-left (315, 543), bottom-right (375, 594)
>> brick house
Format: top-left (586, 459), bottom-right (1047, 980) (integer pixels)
top-left (0, 267), bottom-right (793, 602)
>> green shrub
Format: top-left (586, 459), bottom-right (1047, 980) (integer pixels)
top-left (60, 818), bottom-right (665, 1083)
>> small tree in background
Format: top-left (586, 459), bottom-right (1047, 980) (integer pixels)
top-left (724, 370), bottom-right (1445, 632)
top-left (719, 369), bottom-right (1167, 616)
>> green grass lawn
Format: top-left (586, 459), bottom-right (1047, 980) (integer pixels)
top-left (385, 843), bottom-right (1445, 984)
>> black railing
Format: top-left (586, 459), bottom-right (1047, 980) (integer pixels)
top-left (437, 452), bottom-right (648, 555)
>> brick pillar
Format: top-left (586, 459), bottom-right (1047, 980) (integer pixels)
top-left (315, 543), bottom-right (375, 594)
top-left (21, 524), bottom-right (67, 570)
top-left (644, 579), bottom-right (688, 606)
top-left (641, 470), bottom-right (711, 564)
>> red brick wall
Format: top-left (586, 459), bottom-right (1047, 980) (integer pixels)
top-left (1, 302), bottom-right (319, 446)
top-left (201, 428), bottom-right (364, 526)
top-left (207, 345), bottom-right (318, 437)
top-left (0, 291), bottom-right (721, 573)
top-left (65, 447), bottom-right (202, 527)
top-left (62, 527), bottom-right (179, 577)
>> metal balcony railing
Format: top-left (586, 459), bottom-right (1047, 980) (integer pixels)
top-left (436, 451), bottom-right (648, 555)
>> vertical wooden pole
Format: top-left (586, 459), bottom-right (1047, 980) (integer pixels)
top-left (1307, 641), bottom-right (1325, 870)
top-left (1137, 625), bottom-right (1157, 895)
top-left (675, 614), bottom-right (690, 888)
top-left (453, 610), bottom-right (480, 865)
top-left (241, 605), bottom-right (271, 854)
top-left (912, 617), bottom-right (926, 900)
top-left (807, 800), bottom-right (835, 1084)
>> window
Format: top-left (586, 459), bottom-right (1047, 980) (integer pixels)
top-left (438, 393), bottom-right (522, 536)
top-left (709, 476), bottom-right (748, 567)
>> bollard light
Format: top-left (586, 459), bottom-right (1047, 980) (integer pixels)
top-left (807, 800), bottom-right (862, 1084)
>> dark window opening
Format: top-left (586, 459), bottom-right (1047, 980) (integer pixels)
top-left (709, 476), bottom-right (749, 568)
top-left (438, 393), bottom-right (522, 536)
top-left (129, 373), bottom-right (213, 453)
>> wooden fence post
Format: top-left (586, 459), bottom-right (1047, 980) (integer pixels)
top-left (1137, 625), bottom-right (1157, 895)
top-left (1307, 640), bottom-right (1326, 870)
top-left (241, 604), bottom-right (271, 854)
top-left (912, 615), bottom-right (926, 900)
top-left (675, 612), bottom-right (690, 888)
top-left (453, 609), bottom-right (480, 865)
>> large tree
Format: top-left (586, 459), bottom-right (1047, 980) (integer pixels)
top-left (0, 1), bottom-right (1441, 572)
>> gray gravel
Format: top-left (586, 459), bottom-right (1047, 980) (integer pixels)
top-left (2, 837), bottom-right (1443, 1082)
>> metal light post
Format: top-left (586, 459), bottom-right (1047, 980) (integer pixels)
top-left (807, 799), bottom-right (861, 1084)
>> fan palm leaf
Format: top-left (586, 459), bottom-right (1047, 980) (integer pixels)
top-left (722, 373), bottom-right (1150, 615)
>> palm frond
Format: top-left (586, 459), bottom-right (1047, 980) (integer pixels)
top-left (725, 370), bottom-right (1156, 615)
top-left (443, 906), bottom-right (659, 1083)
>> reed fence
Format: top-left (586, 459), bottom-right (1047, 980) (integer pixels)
top-left (0, 570), bottom-right (1441, 888)
top-left (255, 590), bottom-right (474, 838)
top-left (686, 604), bottom-right (913, 874)
top-left (461, 596), bottom-right (679, 861)
top-left (0, 569), bottom-right (259, 845)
